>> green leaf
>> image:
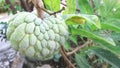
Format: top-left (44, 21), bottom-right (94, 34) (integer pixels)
top-left (64, 41), bottom-right (71, 51)
top-left (78, 0), bottom-right (93, 14)
top-left (111, 33), bottom-right (120, 45)
top-left (0, 0), bottom-right (5, 6)
top-left (101, 23), bottom-right (120, 33)
top-left (66, 16), bottom-right (86, 25)
top-left (94, 32), bottom-right (116, 46)
top-left (3, 4), bottom-right (10, 10)
top-left (75, 53), bottom-right (92, 68)
top-left (16, 5), bottom-right (22, 11)
top-left (82, 14), bottom-right (101, 29)
top-left (43, 0), bottom-right (60, 12)
top-left (63, 0), bottom-right (77, 14)
top-left (71, 28), bottom-right (120, 56)
top-left (69, 35), bottom-right (78, 45)
top-left (102, 36), bottom-right (115, 46)
top-left (88, 48), bottom-right (120, 68)
top-left (94, 0), bottom-right (119, 19)
top-left (65, 14), bottom-right (101, 29)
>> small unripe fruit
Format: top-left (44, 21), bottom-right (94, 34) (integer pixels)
top-left (6, 12), bottom-right (69, 61)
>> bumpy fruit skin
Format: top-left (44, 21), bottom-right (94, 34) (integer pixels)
top-left (6, 12), bottom-right (69, 61)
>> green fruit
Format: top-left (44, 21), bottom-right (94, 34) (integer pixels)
top-left (6, 12), bottom-right (69, 61)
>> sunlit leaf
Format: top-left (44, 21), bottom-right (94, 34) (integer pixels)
top-left (82, 14), bottom-right (101, 29)
top-left (63, 0), bottom-right (77, 14)
top-left (65, 14), bottom-right (101, 29)
top-left (66, 16), bottom-right (86, 25)
top-left (43, 0), bottom-right (60, 12)
top-left (78, 0), bottom-right (93, 14)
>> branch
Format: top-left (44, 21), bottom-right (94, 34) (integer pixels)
top-left (61, 2), bottom-right (80, 12)
top-left (32, 0), bottom-right (65, 16)
top-left (20, 0), bottom-right (32, 12)
top-left (20, 0), bottom-right (28, 11)
top-left (32, 0), bottom-right (44, 19)
top-left (27, 0), bottom-right (34, 12)
top-left (67, 40), bottom-right (92, 56)
top-left (60, 46), bottom-right (75, 68)
top-left (40, 7), bottom-right (65, 15)
top-left (48, 7), bottom-right (65, 15)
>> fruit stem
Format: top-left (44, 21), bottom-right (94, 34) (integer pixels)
top-left (32, 0), bottom-right (44, 19)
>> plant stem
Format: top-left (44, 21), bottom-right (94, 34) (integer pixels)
top-left (20, 0), bottom-right (33, 12)
top-left (39, 6), bottom-right (65, 16)
top-left (60, 46), bottom-right (75, 68)
top-left (31, 0), bottom-right (44, 19)
top-left (61, 2), bottom-right (80, 12)
top-left (67, 40), bottom-right (92, 56)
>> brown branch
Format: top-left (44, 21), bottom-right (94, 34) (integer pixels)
top-left (40, 7), bottom-right (65, 15)
top-left (32, 0), bottom-right (65, 16)
top-left (20, 0), bottom-right (27, 11)
top-left (20, 0), bottom-right (30, 11)
top-left (49, 7), bottom-right (65, 15)
top-left (60, 46), bottom-right (75, 68)
top-left (27, 0), bottom-right (34, 12)
top-left (67, 40), bottom-right (92, 56)
top-left (32, 0), bottom-right (44, 19)
top-left (61, 2), bottom-right (80, 12)
top-left (61, 2), bottom-right (67, 6)
top-left (18, 0), bottom-right (33, 12)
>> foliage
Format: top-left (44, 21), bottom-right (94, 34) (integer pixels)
top-left (0, 0), bottom-right (23, 14)
top-left (0, 0), bottom-right (5, 7)
top-left (63, 0), bottom-right (77, 14)
top-left (1, 0), bottom-right (120, 68)
top-left (43, 0), bottom-right (120, 67)
top-left (75, 53), bottom-right (91, 68)
top-left (43, 0), bottom-right (60, 12)
top-left (87, 47), bottom-right (120, 68)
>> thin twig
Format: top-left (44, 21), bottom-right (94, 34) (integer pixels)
top-left (61, 2), bottom-right (80, 12)
top-left (40, 7), bottom-right (65, 15)
top-left (67, 40), bottom-right (92, 56)
top-left (32, 0), bottom-right (65, 16)
top-left (60, 46), bottom-right (75, 68)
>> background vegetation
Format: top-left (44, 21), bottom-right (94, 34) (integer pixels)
top-left (1, 0), bottom-right (120, 68)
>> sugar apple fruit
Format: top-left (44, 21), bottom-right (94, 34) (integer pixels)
top-left (6, 12), bottom-right (69, 61)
